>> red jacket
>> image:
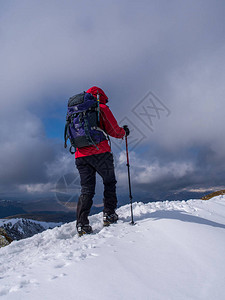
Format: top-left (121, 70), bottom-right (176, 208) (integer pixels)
top-left (75, 87), bottom-right (125, 158)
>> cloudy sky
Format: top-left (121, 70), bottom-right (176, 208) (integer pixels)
top-left (1, 0), bottom-right (225, 202)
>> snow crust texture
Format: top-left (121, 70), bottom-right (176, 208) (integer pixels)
top-left (0, 197), bottom-right (225, 300)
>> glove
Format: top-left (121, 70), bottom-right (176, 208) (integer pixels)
top-left (123, 125), bottom-right (130, 137)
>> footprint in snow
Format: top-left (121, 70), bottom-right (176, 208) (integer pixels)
top-left (50, 273), bottom-right (67, 281)
top-left (54, 262), bottom-right (66, 269)
top-left (9, 278), bottom-right (39, 293)
top-left (0, 287), bottom-right (10, 296)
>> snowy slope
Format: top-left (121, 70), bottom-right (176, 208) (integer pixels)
top-left (0, 197), bottom-right (225, 300)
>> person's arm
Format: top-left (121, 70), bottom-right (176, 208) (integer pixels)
top-left (100, 105), bottom-right (125, 138)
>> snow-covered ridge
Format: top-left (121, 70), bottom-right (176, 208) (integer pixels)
top-left (0, 218), bottom-right (61, 241)
top-left (0, 197), bottom-right (225, 299)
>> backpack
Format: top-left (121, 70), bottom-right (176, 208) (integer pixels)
top-left (64, 92), bottom-right (107, 154)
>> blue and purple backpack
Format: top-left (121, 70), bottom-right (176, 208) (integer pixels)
top-left (64, 92), bottom-right (107, 154)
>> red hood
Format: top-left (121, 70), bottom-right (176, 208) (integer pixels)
top-left (86, 86), bottom-right (108, 104)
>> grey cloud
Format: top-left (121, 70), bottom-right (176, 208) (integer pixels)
top-left (1, 0), bottom-right (225, 199)
top-left (0, 109), bottom-right (56, 185)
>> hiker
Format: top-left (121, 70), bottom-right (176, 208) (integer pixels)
top-left (73, 86), bottom-right (130, 236)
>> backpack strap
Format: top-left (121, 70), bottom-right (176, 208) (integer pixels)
top-left (99, 112), bottom-right (111, 148)
top-left (65, 121), bottom-right (76, 154)
top-left (83, 112), bottom-right (99, 150)
top-left (64, 121), bottom-right (69, 148)
top-left (69, 145), bottom-right (76, 154)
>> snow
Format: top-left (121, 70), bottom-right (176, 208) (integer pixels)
top-left (0, 196), bottom-right (225, 299)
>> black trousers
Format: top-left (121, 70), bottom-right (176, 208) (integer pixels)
top-left (75, 152), bottom-right (117, 225)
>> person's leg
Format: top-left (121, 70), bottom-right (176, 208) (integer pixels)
top-left (93, 152), bottom-right (117, 215)
top-left (75, 157), bottom-right (96, 226)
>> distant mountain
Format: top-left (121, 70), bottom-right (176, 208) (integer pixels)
top-left (0, 199), bottom-right (26, 218)
top-left (0, 189), bottom-right (206, 223)
top-left (201, 189), bottom-right (225, 200)
top-left (0, 196), bottom-right (104, 223)
top-left (0, 197), bottom-right (75, 222)
top-left (4, 211), bottom-right (76, 223)
top-left (0, 218), bottom-right (61, 241)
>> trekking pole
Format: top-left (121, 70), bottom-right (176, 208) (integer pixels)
top-left (125, 135), bottom-right (135, 225)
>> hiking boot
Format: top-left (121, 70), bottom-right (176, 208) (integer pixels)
top-left (77, 223), bottom-right (93, 237)
top-left (103, 212), bottom-right (118, 227)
